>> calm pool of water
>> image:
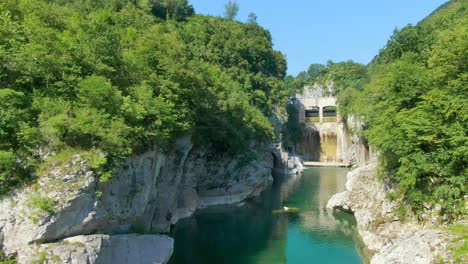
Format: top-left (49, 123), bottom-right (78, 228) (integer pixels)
top-left (169, 168), bottom-right (363, 264)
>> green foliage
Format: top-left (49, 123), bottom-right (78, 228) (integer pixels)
top-left (385, 192), bottom-right (400, 202)
top-left (0, 0), bottom-right (286, 195)
top-left (395, 203), bottom-right (408, 222)
top-left (76, 76), bottom-right (124, 115)
top-left (224, 1), bottom-right (239, 20)
top-left (37, 148), bottom-right (81, 175)
top-left (36, 251), bottom-right (46, 264)
top-left (247, 12), bottom-right (258, 24)
top-left (149, 0), bottom-right (194, 21)
top-left (352, 0), bottom-right (467, 219)
top-left (27, 195), bottom-right (57, 224)
top-left (50, 255), bottom-right (61, 263)
top-left (0, 150), bottom-right (16, 194)
top-left (284, 104), bottom-right (303, 151)
top-left (324, 61), bottom-right (368, 95)
top-left (0, 248), bottom-right (16, 264)
top-left (448, 224), bottom-right (468, 263)
top-left (284, 61), bottom-right (367, 97)
top-left (289, 0), bottom-right (466, 220)
top-left (28, 196), bottom-right (56, 214)
top-left (95, 190), bottom-right (103, 199)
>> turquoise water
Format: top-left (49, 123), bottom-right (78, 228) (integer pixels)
top-left (169, 168), bottom-right (363, 264)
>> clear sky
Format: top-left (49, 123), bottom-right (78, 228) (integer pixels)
top-left (189, 0), bottom-right (448, 76)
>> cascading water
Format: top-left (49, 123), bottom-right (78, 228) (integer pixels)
top-left (319, 131), bottom-right (338, 162)
top-left (299, 124), bottom-right (341, 163)
top-left (299, 127), bottom-right (321, 161)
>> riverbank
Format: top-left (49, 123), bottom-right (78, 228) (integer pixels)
top-left (327, 161), bottom-right (459, 263)
top-left (0, 139), bottom-right (303, 263)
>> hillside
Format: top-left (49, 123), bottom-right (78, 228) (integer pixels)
top-left (357, 0), bottom-right (467, 219)
top-left (290, 0), bottom-right (467, 220)
top-left (0, 0), bottom-right (287, 195)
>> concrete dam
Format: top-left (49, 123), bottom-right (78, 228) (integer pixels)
top-left (291, 87), bottom-right (370, 166)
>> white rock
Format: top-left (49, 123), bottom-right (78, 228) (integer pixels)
top-left (326, 191), bottom-right (351, 212)
top-left (1, 137), bottom-right (277, 262)
top-left (327, 162), bottom-right (454, 263)
top-left (19, 234), bottom-right (174, 264)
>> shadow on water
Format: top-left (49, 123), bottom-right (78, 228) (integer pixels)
top-left (169, 168), bottom-right (363, 264)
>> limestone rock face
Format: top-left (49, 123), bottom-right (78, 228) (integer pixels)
top-left (326, 191), bottom-right (350, 212)
top-left (271, 144), bottom-right (304, 175)
top-left (0, 154), bottom-right (97, 251)
top-left (371, 230), bottom-right (452, 264)
top-left (0, 137), bottom-right (275, 263)
top-left (18, 234), bottom-right (174, 264)
top-left (327, 162), bottom-right (455, 263)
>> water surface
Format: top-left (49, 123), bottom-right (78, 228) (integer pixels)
top-left (169, 168), bottom-right (363, 264)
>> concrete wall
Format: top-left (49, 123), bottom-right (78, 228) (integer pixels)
top-left (294, 86), bottom-right (375, 166)
top-left (294, 93), bottom-right (347, 163)
top-left (296, 97), bottom-right (337, 124)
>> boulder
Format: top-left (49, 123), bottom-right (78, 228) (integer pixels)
top-left (326, 191), bottom-right (351, 212)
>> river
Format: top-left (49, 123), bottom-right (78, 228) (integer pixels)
top-left (169, 167), bottom-right (363, 264)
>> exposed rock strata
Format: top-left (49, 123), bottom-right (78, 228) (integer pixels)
top-left (17, 234), bottom-right (173, 264)
top-left (0, 137), bottom-right (291, 263)
top-left (327, 162), bottom-right (455, 264)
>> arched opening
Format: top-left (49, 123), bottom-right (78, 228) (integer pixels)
top-left (322, 106), bottom-right (337, 122)
top-left (305, 106), bottom-right (320, 123)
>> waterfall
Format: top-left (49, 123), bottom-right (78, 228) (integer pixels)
top-left (299, 127), bottom-right (321, 161)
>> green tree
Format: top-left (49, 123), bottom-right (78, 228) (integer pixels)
top-left (150, 0), bottom-right (194, 20)
top-left (247, 12), bottom-right (258, 24)
top-left (0, 0), bottom-right (288, 195)
top-left (224, 1), bottom-right (239, 20)
top-left (284, 104), bottom-right (303, 152)
top-left (353, 0), bottom-right (467, 219)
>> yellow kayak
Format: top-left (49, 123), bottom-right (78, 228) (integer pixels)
top-left (272, 206), bottom-right (300, 214)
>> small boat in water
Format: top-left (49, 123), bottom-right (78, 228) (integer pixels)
top-left (272, 206), bottom-right (300, 214)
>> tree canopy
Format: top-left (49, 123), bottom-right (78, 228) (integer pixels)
top-left (224, 1), bottom-right (239, 20)
top-left (0, 0), bottom-right (287, 195)
top-left (284, 61), bottom-right (367, 97)
top-left (358, 0), bottom-right (467, 219)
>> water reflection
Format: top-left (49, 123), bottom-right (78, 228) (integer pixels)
top-left (169, 168), bottom-right (362, 264)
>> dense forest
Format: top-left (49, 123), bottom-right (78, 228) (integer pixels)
top-left (0, 0), bottom-right (288, 195)
top-left (289, 0), bottom-right (467, 219)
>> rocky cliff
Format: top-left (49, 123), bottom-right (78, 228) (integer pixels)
top-left (0, 136), bottom-right (293, 263)
top-left (327, 162), bottom-right (456, 264)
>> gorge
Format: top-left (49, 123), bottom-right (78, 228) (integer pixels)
top-left (0, 0), bottom-right (467, 263)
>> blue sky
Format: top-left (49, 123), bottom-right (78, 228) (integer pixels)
top-left (190, 0), bottom-right (448, 76)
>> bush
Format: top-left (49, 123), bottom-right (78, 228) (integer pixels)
top-left (448, 224), bottom-right (468, 263)
top-left (27, 195), bottom-right (57, 224)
